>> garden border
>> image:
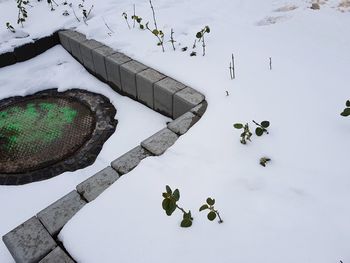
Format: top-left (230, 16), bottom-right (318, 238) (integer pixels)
top-left (1, 30), bottom-right (207, 263)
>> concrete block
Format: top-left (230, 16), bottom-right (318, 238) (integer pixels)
top-left (136, 68), bottom-right (165, 108)
top-left (190, 100), bottom-right (208, 117)
top-left (37, 191), bottom-right (86, 236)
top-left (14, 42), bottom-right (37, 62)
top-left (0, 51), bottom-right (16, 68)
top-left (111, 146), bottom-right (152, 175)
top-left (76, 167), bottom-right (120, 202)
top-left (39, 247), bottom-right (74, 263)
top-left (58, 30), bottom-right (73, 52)
top-left (68, 31), bottom-right (87, 62)
top-left (2, 217), bottom-right (57, 263)
top-left (141, 128), bottom-right (179, 156)
top-left (105, 52), bottom-right (131, 92)
top-left (120, 60), bottom-right (148, 99)
top-left (92, 46), bottom-right (117, 81)
top-left (80, 39), bottom-right (104, 71)
top-left (173, 87), bottom-right (205, 119)
top-left (154, 77), bottom-right (186, 118)
top-left (34, 32), bottom-right (59, 55)
top-left (167, 111), bottom-right (200, 135)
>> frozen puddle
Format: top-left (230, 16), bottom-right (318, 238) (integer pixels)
top-left (0, 45), bottom-right (169, 262)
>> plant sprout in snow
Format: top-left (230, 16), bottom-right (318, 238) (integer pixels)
top-left (253, 120), bottom-right (270, 136)
top-left (162, 185), bottom-right (193, 228)
top-left (199, 197), bottom-right (223, 224)
top-left (340, 100), bottom-right (350, 117)
top-left (233, 123), bottom-right (252, 144)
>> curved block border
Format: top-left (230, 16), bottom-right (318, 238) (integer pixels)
top-left (1, 30), bottom-right (207, 262)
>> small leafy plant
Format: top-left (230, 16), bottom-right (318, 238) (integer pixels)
top-left (6, 22), bottom-right (16, 33)
top-left (122, 12), bottom-right (131, 29)
top-left (162, 185), bottom-right (193, 227)
top-left (260, 157), bottom-right (271, 167)
top-left (233, 123), bottom-right (253, 144)
top-left (131, 14), bottom-right (144, 29)
top-left (16, 0), bottom-right (29, 27)
top-left (82, 5), bottom-right (94, 24)
top-left (253, 120), bottom-right (270, 136)
top-left (195, 26), bottom-right (210, 56)
top-left (340, 100), bottom-right (350, 117)
top-left (199, 197), bottom-right (223, 224)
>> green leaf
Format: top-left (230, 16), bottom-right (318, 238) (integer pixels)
top-left (199, 204), bottom-right (209, 211)
top-left (255, 127), bottom-right (263, 136)
top-left (162, 192), bottom-right (168, 198)
top-left (152, 29), bottom-right (159, 35)
top-left (162, 198), bottom-right (170, 211)
top-left (261, 121), bottom-right (270, 128)
top-left (346, 100), bottom-right (350, 107)
top-left (207, 211), bottom-right (216, 221)
top-left (341, 108), bottom-right (350, 117)
top-left (166, 200), bottom-right (176, 215)
top-left (233, 123), bottom-right (243, 129)
top-left (196, 32), bottom-right (202, 38)
top-left (166, 185), bottom-right (172, 194)
top-left (183, 211), bottom-right (192, 220)
top-left (180, 218), bottom-right (192, 228)
top-left (205, 26), bottom-right (210, 33)
top-left (206, 198), bottom-right (215, 206)
top-left (140, 24), bottom-right (144, 29)
top-left (173, 189), bottom-right (180, 201)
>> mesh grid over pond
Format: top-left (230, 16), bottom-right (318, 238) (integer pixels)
top-left (0, 89), bottom-right (117, 185)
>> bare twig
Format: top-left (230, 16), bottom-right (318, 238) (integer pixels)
top-left (102, 17), bottom-right (114, 35)
top-left (269, 57), bottom-right (272, 70)
top-left (170, 28), bottom-right (176, 51)
top-left (232, 54), bottom-right (235, 79)
top-left (149, 0), bottom-right (158, 30)
top-left (70, 4), bottom-right (81, 22)
top-left (133, 4), bottom-right (136, 28)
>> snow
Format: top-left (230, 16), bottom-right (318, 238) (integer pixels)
top-left (1, 0), bottom-right (350, 262)
top-left (0, 46), bottom-right (169, 262)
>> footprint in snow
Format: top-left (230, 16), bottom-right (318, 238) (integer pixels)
top-left (273, 4), bottom-right (298, 12)
top-left (255, 15), bottom-right (290, 26)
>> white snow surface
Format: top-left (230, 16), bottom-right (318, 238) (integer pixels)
top-left (1, 0), bottom-right (350, 262)
top-left (0, 46), bottom-right (169, 262)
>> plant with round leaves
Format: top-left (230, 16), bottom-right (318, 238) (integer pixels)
top-left (340, 100), bottom-right (350, 117)
top-left (16, 0), bottom-right (29, 27)
top-left (162, 185), bottom-right (193, 228)
top-left (199, 197), bottom-right (223, 224)
top-left (253, 120), bottom-right (270, 136)
top-left (233, 123), bottom-right (253, 144)
top-left (145, 22), bottom-right (165, 52)
top-left (131, 15), bottom-right (145, 29)
top-left (195, 26), bottom-right (210, 56)
top-left (122, 12), bottom-right (131, 29)
top-left (259, 157), bottom-right (271, 167)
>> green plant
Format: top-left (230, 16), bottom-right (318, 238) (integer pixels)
top-left (162, 185), bottom-right (193, 227)
top-left (6, 22), bottom-right (16, 33)
top-left (340, 100), bottom-right (350, 117)
top-left (195, 26), bottom-right (210, 56)
top-left (199, 197), bottom-right (223, 224)
top-left (131, 14), bottom-right (144, 29)
top-left (16, 0), bottom-right (29, 27)
top-left (47, 0), bottom-right (58, 11)
top-left (145, 0), bottom-right (165, 52)
top-left (252, 120), bottom-right (270, 136)
top-left (260, 157), bottom-right (271, 167)
top-left (233, 123), bottom-right (252, 144)
top-left (82, 5), bottom-right (94, 24)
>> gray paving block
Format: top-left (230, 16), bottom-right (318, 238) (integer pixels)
top-left (173, 87), bottom-right (205, 119)
top-left (68, 31), bottom-right (87, 62)
top-left (39, 247), bottom-right (74, 263)
top-left (154, 77), bottom-right (186, 118)
top-left (76, 166), bottom-right (120, 202)
top-left (111, 146), bottom-right (153, 175)
top-left (136, 68), bottom-right (166, 108)
top-left (120, 60), bottom-right (148, 99)
top-left (190, 100), bottom-right (208, 117)
top-left (141, 128), bottom-right (179, 156)
top-left (92, 46), bottom-right (117, 81)
top-left (37, 191), bottom-right (86, 236)
top-left (167, 111), bottom-right (200, 135)
top-left (2, 217), bottom-right (57, 263)
top-left (80, 39), bottom-right (104, 71)
top-left (105, 52), bottom-right (132, 92)
top-left (58, 30), bottom-right (74, 52)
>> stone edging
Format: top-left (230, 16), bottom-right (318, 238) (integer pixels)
top-left (1, 29), bottom-right (207, 262)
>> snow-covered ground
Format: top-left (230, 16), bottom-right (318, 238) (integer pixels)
top-left (1, 0), bottom-right (350, 262)
top-left (0, 46), bottom-right (169, 261)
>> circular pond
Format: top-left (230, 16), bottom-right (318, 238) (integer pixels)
top-left (0, 89), bottom-right (117, 185)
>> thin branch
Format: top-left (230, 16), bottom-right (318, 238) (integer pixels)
top-left (133, 4), bottom-right (136, 28)
top-left (149, 0), bottom-right (158, 30)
